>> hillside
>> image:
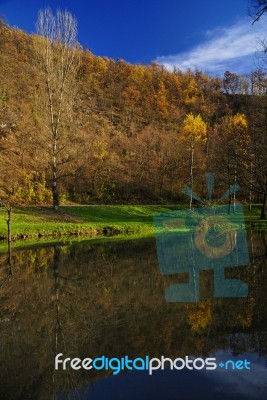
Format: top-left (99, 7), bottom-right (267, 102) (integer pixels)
top-left (0, 21), bottom-right (266, 213)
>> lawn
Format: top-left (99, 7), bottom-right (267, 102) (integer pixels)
top-left (0, 204), bottom-right (266, 251)
top-left (0, 205), bottom-right (181, 241)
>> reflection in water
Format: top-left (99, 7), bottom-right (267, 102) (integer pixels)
top-left (60, 351), bottom-right (267, 400)
top-left (0, 232), bottom-right (266, 399)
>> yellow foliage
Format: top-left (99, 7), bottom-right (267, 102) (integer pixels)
top-left (182, 113), bottom-right (207, 144)
top-left (234, 297), bottom-right (255, 329)
top-left (10, 171), bottom-right (51, 205)
top-left (155, 81), bottom-right (168, 116)
top-left (183, 77), bottom-right (201, 105)
top-left (187, 302), bottom-right (212, 332)
top-left (131, 65), bottom-right (146, 84)
top-left (223, 113), bottom-right (250, 152)
top-left (228, 113), bottom-right (248, 131)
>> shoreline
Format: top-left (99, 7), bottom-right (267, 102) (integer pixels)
top-left (0, 205), bottom-right (266, 252)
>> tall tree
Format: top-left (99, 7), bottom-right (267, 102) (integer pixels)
top-left (181, 113), bottom-right (207, 209)
top-left (212, 114), bottom-right (250, 211)
top-left (34, 8), bottom-right (80, 209)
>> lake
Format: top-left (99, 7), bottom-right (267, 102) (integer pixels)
top-left (0, 231), bottom-right (266, 399)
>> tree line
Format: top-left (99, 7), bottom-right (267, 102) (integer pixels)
top-left (0, 7), bottom-right (266, 217)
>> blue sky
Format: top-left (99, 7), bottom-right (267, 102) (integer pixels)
top-left (0, 0), bottom-right (266, 75)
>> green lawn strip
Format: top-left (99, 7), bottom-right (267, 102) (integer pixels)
top-left (0, 205), bottom-right (266, 246)
top-left (61, 205), bottom-right (181, 222)
top-left (0, 205), bottom-right (180, 240)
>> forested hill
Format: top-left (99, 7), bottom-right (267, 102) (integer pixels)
top-left (0, 21), bottom-right (266, 207)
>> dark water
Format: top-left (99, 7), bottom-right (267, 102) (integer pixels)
top-left (0, 231), bottom-right (266, 400)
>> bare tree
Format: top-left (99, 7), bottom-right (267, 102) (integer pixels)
top-left (251, 0), bottom-right (267, 23)
top-left (0, 198), bottom-right (12, 277)
top-left (35, 8), bottom-right (80, 209)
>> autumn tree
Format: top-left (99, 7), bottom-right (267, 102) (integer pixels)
top-left (212, 114), bottom-right (249, 211)
top-left (227, 114), bottom-right (249, 210)
top-left (223, 71), bottom-right (239, 94)
top-left (251, 69), bottom-right (266, 95)
top-left (181, 113), bottom-right (207, 209)
top-left (237, 108), bottom-right (267, 219)
top-left (34, 8), bottom-right (80, 209)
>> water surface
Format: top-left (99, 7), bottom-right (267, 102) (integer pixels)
top-left (0, 232), bottom-right (266, 399)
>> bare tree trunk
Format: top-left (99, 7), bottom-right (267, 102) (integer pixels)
top-left (260, 179), bottom-right (267, 219)
top-left (6, 207), bottom-right (11, 259)
top-left (190, 141), bottom-right (194, 210)
top-left (35, 8), bottom-right (80, 210)
top-left (249, 160), bottom-right (253, 212)
top-left (0, 199), bottom-right (13, 277)
top-left (227, 156), bottom-right (232, 214)
top-left (233, 155), bottom-right (237, 213)
top-left (52, 140), bottom-right (59, 210)
top-left (260, 193), bottom-right (266, 219)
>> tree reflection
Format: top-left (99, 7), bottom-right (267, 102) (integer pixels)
top-left (0, 232), bottom-right (266, 399)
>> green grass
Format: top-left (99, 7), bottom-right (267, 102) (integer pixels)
top-left (0, 204), bottom-right (266, 252)
top-left (0, 205), bottom-right (181, 243)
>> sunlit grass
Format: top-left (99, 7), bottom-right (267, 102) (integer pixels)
top-left (0, 204), bottom-right (265, 252)
top-left (0, 205), bottom-right (181, 250)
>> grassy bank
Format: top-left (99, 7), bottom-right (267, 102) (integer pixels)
top-left (0, 204), bottom-right (266, 251)
top-left (0, 205), bottom-right (179, 241)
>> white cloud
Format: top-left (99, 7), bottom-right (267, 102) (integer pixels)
top-left (155, 18), bottom-right (267, 76)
